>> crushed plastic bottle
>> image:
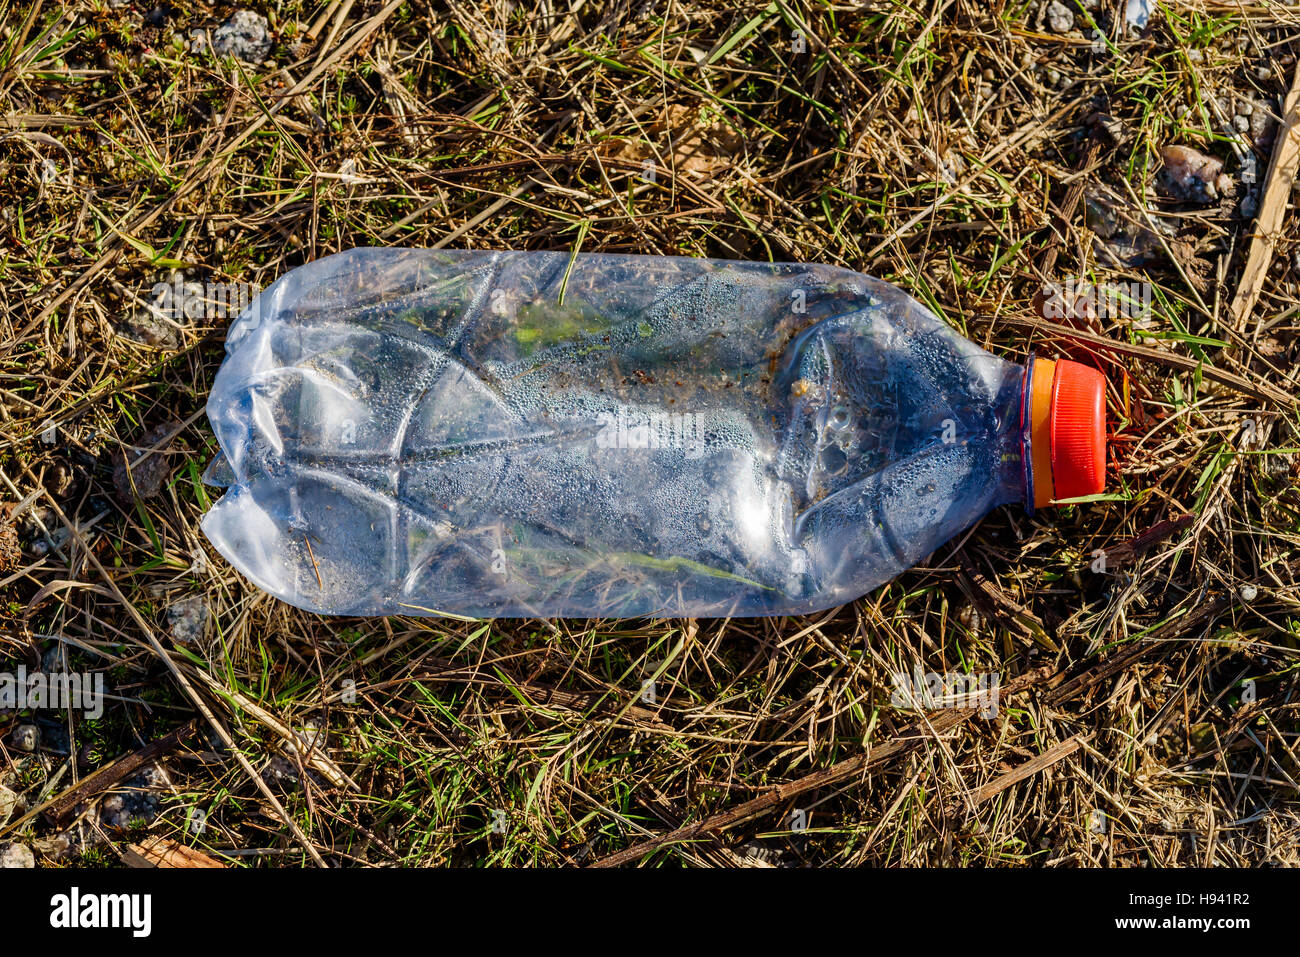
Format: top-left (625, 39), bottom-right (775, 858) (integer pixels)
top-left (202, 249), bottom-right (1107, 618)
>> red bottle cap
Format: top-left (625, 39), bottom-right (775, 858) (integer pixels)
top-left (1028, 358), bottom-right (1107, 506)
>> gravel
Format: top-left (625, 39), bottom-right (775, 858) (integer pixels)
top-left (100, 764), bottom-right (172, 829)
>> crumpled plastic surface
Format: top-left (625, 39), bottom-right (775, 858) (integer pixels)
top-left (202, 248), bottom-right (1023, 618)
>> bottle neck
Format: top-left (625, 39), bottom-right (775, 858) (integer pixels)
top-left (992, 362), bottom-right (1033, 511)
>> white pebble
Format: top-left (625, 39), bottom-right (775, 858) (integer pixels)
top-left (1046, 0), bottom-right (1075, 32)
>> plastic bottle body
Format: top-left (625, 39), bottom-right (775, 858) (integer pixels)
top-left (202, 249), bottom-right (1027, 618)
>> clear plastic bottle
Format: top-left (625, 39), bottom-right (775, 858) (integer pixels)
top-left (202, 249), bottom-right (1106, 618)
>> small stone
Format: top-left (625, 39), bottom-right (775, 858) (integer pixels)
top-left (1084, 188), bottom-right (1123, 239)
top-left (1187, 48), bottom-right (1203, 63)
top-left (1125, 0), bottom-right (1153, 30)
top-left (1239, 583), bottom-right (1259, 602)
top-left (0, 842), bottom-right (35, 868)
top-left (1256, 65), bottom-right (1272, 81)
top-left (46, 462), bottom-right (73, 498)
top-left (1236, 99), bottom-right (1254, 116)
top-left (30, 833), bottom-right (74, 861)
top-left (1157, 144), bottom-right (1230, 203)
top-left (22, 506), bottom-right (63, 557)
top-left (957, 604), bottom-right (984, 633)
top-left (166, 596), bottom-right (210, 645)
top-left (0, 505), bottom-right (20, 574)
top-left (919, 146), bottom-right (964, 185)
top-left (120, 297), bottom-right (180, 349)
top-left (1239, 153), bottom-right (1258, 185)
top-left (0, 785), bottom-right (19, 825)
top-left (10, 724), bottom-right (38, 753)
top-left (1086, 111), bottom-right (1129, 145)
top-left (1234, 115), bottom-right (1250, 132)
top-left (1250, 107), bottom-right (1277, 150)
top-left (112, 419), bottom-right (181, 503)
top-left (100, 764), bottom-right (170, 830)
top-left (1046, 68), bottom-right (1061, 87)
top-left (1045, 0), bottom-right (1074, 32)
top-left (134, 763), bottom-right (172, 791)
top-left (263, 754), bottom-right (301, 788)
top-left (100, 793), bottom-right (129, 829)
top-left (285, 720), bottom-right (327, 757)
top-left (739, 842), bottom-right (782, 866)
top-left (212, 10), bottom-right (272, 63)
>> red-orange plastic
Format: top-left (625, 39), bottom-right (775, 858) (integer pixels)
top-left (1048, 360), bottom-right (1107, 501)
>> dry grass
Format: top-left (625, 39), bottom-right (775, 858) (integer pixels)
top-left (1, 0), bottom-right (1299, 867)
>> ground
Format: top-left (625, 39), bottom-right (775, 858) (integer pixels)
top-left (0, 0), bottom-right (1298, 867)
